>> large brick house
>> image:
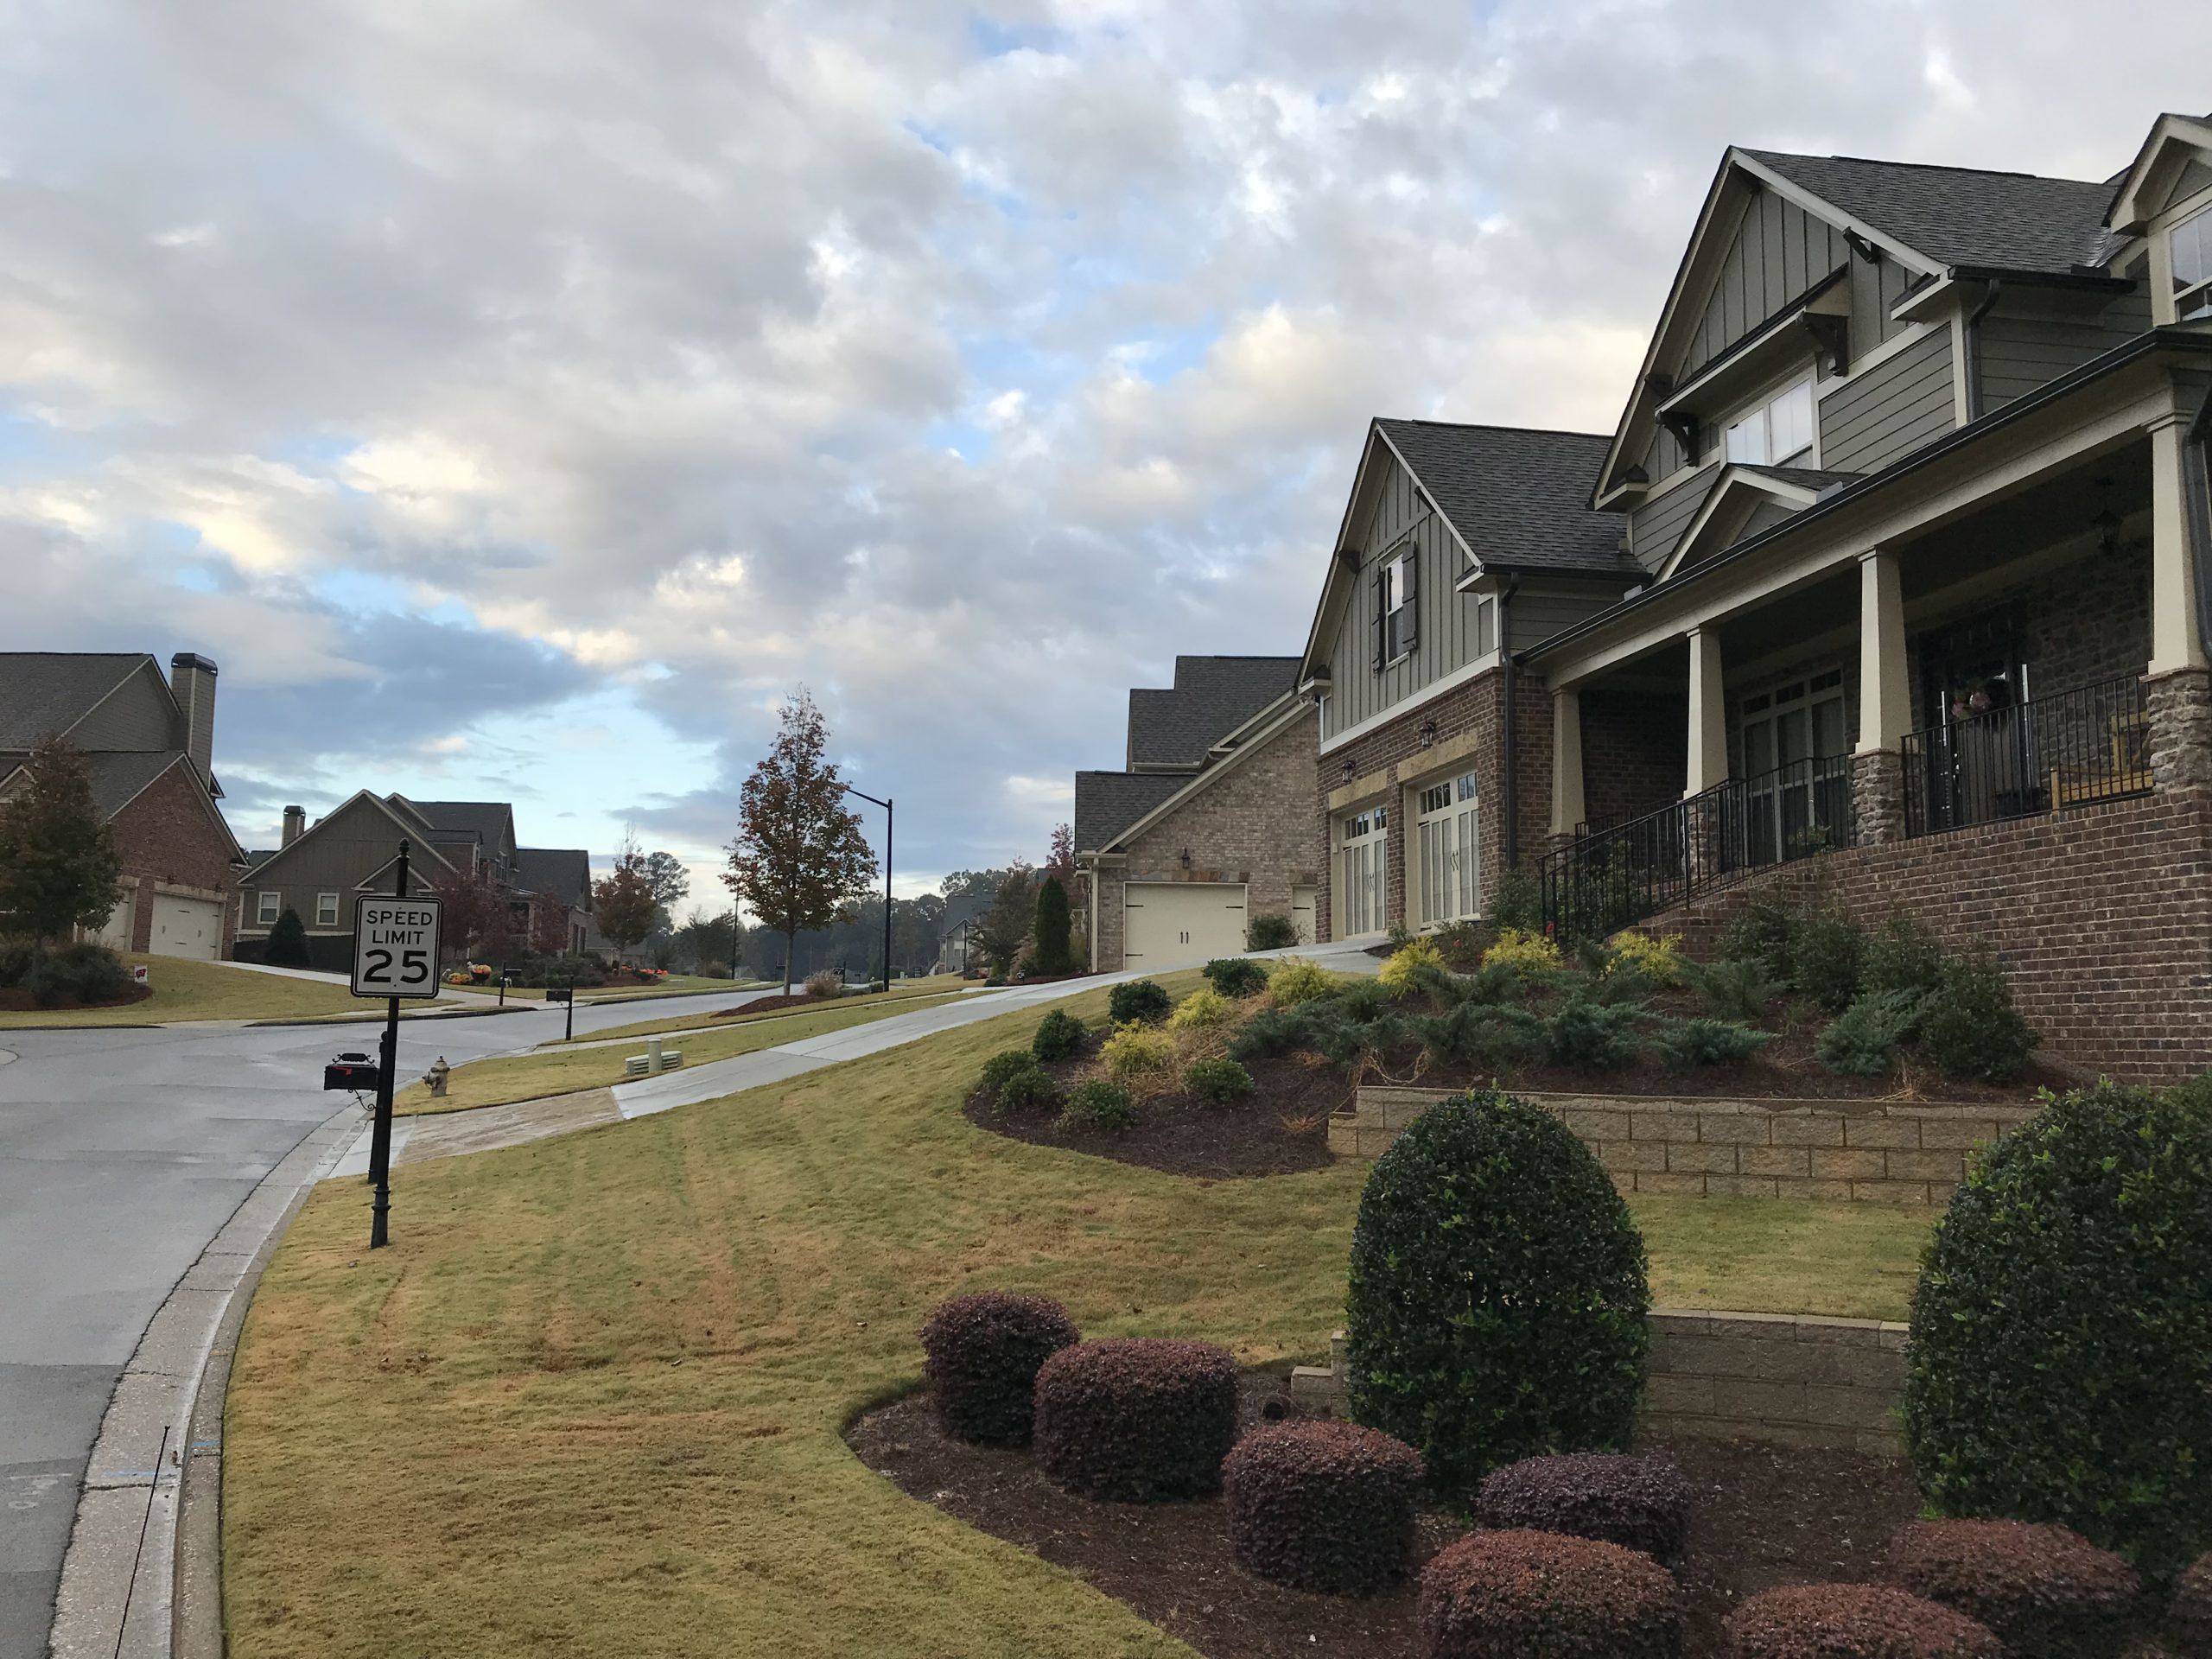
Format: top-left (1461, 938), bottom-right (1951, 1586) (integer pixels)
top-left (0, 651), bottom-right (245, 957)
top-left (1289, 112), bottom-right (2212, 1079)
top-left (1074, 655), bottom-right (1322, 971)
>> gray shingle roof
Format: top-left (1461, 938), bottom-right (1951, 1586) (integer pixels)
top-left (1371, 422), bottom-right (1635, 576)
top-left (0, 652), bottom-right (154, 747)
top-left (81, 751), bottom-right (185, 818)
top-left (1126, 656), bottom-right (1300, 768)
top-left (1074, 770), bottom-right (1189, 854)
top-left (402, 799), bottom-right (516, 848)
top-left (514, 847), bottom-right (591, 909)
top-left (1742, 149), bottom-right (2126, 276)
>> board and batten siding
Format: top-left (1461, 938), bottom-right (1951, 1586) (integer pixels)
top-left (242, 796), bottom-right (446, 923)
top-left (1975, 289), bottom-right (2153, 415)
top-left (1322, 452), bottom-right (1497, 743)
top-left (1681, 191), bottom-right (1851, 378)
top-left (1819, 328), bottom-right (1955, 476)
top-left (1628, 467), bottom-right (1719, 575)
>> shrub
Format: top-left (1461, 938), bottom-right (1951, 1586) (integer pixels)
top-left (1246, 912), bottom-right (1300, 950)
top-left (2173, 1553), bottom-right (2212, 1656)
top-left (1101, 1022), bottom-right (1175, 1077)
top-left (995, 1065), bottom-right (1059, 1113)
top-left (1543, 997), bottom-right (1645, 1072)
top-left (803, 968), bottom-right (843, 999)
top-left (1817, 991), bottom-right (1927, 1078)
top-left (20, 943), bottom-right (133, 1007)
top-left (540, 953), bottom-right (606, 989)
top-left (1475, 1452), bottom-right (1693, 1566)
top-left (1166, 988), bottom-right (1232, 1032)
top-left (1227, 1005), bottom-right (1310, 1063)
top-left (1685, 957), bottom-right (1780, 1021)
top-left (1415, 1002), bottom-right (1544, 1073)
top-left (2168, 1071), bottom-right (2212, 1116)
top-left (264, 906), bottom-right (313, 968)
top-left (1184, 1056), bottom-right (1252, 1103)
top-left (1223, 1421), bottom-right (1424, 1595)
top-left (1432, 920), bottom-right (1491, 970)
top-left (1491, 869), bottom-right (1542, 932)
top-left (978, 1048), bottom-right (1039, 1098)
top-left (0, 938), bottom-right (35, 986)
top-left (1032, 1337), bottom-right (1238, 1502)
top-left (918, 1291), bottom-right (1078, 1446)
top-left (1332, 978), bottom-right (1392, 1021)
top-left (1879, 1518), bottom-right (2139, 1658)
top-left (1031, 1008), bottom-right (1086, 1063)
top-left (1654, 1016), bottom-right (1771, 1071)
top-left (1484, 926), bottom-right (1561, 975)
top-left (1032, 876), bottom-right (1074, 975)
top-left (1920, 950), bottom-right (2037, 1084)
top-left (1606, 930), bottom-right (1685, 987)
top-left (1345, 1089), bottom-right (1649, 1492)
top-left (1202, 957), bottom-right (1268, 998)
top-left (1108, 978), bottom-right (1172, 1025)
top-left (1379, 938), bottom-right (1447, 999)
top-left (1904, 1081), bottom-right (2212, 1576)
top-left (1459, 954), bottom-right (1559, 1007)
top-left (1864, 914), bottom-right (1948, 1002)
top-left (1789, 904), bottom-right (1865, 1013)
top-left (1265, 957), bottom-right (1336, 1007)
top-left (1417, 1529), bottom-right (1681, 1659)
top-left (1721, 1584), bottom-right (2002, 1657)
top-left (1719, 895), bottom-right (1797, 982)
top-left (1060, 1077), bottom-right (1136, 1131)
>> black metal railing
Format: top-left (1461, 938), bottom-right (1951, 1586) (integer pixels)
top-left (1901, 673), bottom-right (2149, 838)
top-left (1541, 753), bottom-right (1856, 941)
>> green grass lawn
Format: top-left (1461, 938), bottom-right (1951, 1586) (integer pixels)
top-left (436, 975), bottom-right (770, 1002)
top-left (393, 990), bottom-right (968, 1115)
top-left (577, 979), bottom-right (974, 1046)
top-left (226, 980), bottom-right (1933, 1659)
top-left (0, 956), bottom-right (420, 1027)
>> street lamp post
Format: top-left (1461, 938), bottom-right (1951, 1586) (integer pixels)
top-left (842, 782), bottom-right (893, 987)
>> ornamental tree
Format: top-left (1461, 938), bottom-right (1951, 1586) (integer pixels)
top-left (592, 837), bottom-right (663, 961)
top-left (0, 736), bottom-right (124, 943)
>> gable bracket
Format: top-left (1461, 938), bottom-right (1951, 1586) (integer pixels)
top-left (1844, 229), bottom-right (1883, 265)
top-left (1659, 410), bottom-right (1700, 461)
top-left (1805, 312), bottom-right (1850, 377)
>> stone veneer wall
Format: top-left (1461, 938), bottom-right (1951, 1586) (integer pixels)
top-left (1333, 1088), bottom-right (2032, 1205)
top-left (1288, 1310), bottom-right (1907, 1455)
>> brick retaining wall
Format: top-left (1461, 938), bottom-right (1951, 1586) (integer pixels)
top-left (1332, 1087), bottom-right (2033, 1205)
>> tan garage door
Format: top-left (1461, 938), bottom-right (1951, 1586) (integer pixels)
top-left (1290, 884), bottom-right (1317, 944)
top-left (149, 892), bottom-right (222, 961)
top-left (1124, 882), bottom-right (1245, 969)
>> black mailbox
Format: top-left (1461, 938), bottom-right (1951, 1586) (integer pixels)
top-left (545, 987), bottom-right (573, 1003)
top-left (324, 1052), bottom-right (380, 1091)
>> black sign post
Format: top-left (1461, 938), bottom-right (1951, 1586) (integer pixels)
top-left (350, 839), bottom-right (442, 1249)
top-left (548, 983), bottom-right (574, 1041)
top-left (365, 844), bottom-right (408, 1248)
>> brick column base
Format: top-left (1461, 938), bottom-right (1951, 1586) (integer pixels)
top-left (2146, 667), bottom-right (2212, 795)
top-left (1547, 832), bottom-right (1578, 858)
top-left (1853, 750), bottom-right (1906, 845)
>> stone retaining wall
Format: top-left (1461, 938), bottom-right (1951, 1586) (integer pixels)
top-left (1330, 1087), bottom-right (2033, 1205)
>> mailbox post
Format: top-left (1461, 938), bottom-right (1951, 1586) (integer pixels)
top-left (349, 840), bottom-right (442, 1248)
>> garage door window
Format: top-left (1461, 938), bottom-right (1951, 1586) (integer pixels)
top-left (1414, 771), bottom-right (1481, 926)
top-left (1338, 806), bottom-right (1387, 937)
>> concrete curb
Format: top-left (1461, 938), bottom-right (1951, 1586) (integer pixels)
top-left (45, 1102), bottom-right (365, 1659)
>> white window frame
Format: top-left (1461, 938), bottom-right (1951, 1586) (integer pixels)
top-left (2173, 203), bottom-right (2212, 321)
top-left (315, 891), bottom-right (340, 927)
top-left (255, 890), bottom-right (280, 926)
top-left (1413, 770), bottom-right (1482, 928)
top-left (1381, 551), bottom-right (1415, 663)
top-left (1337, 805), bottom-right (1389, 937)
top-left (1724, 375), bottom-right (1816, 467)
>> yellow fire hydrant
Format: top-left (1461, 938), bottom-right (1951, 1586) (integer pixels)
top-left (423, 1056), bottom-right (450, 1098)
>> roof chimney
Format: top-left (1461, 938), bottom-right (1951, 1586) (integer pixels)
top-left (282, 804), bottom-right (305, 848)
top-left (169, 652), bottom-right (218, 785)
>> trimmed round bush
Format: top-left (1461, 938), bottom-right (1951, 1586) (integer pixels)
top-left (1721, 1584), bottom-right (2001, 1657)
top-left (1031, 1008), bottom-right (1086, 1063)
top-left (1474, 1452), bottom-right (1692, 1566)
top-left (995, 1065), bottom-right (1058, 1113)
top-left (1264, 957), bottom-right (1336, 1007)
top-left (1345, 1088), bottom-right (1650, 1493)
top-left (1166, 987), bottom-right (1232, 1031)
top-left (2172, 1552), bottom-right (2212, 1655)
top-left (1222, 1421), bottom-right (1424, 1594)
top-left (1108, 978), bottom-right (1172, 1025)
top-left (1417, 1529), bottom-right (1681, 1658)
top-left (1033, 1337), bottom-right (1238, 1502)
top-left (1202, 957), bottom-right (1268, 998)
top-left (918, 1292), bottom-right (1078, 1446)
top-left (1879, 1518), bottom-right (2138, 1658)
top-left (1904, 1081), bottom-right (2212, 1576)
top-left (977, 1047), bottom-right (1038, 1097)
top-left (1185, 1056), bottom-right (1252, 1103)
top-left (1060, 1077), bottom-right (1136, 1131)
top-left (1246, 912), bottom-right (1299, 950)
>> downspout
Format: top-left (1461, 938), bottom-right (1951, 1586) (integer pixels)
top-left (1498, 578), bottom-right (1522, 873)
top-left (1961, 277), bottom-right (2003, 421)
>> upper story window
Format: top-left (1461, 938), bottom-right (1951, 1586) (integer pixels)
top-left (315, 892), bottom-right (340, 927)
top-left (256, 890), bottom-right (280, 925)
top-left (2173, 204), bottom-right (2212, 321)
top-left (1724, 377), bottom-right (1815, 467)
top-left (1372, 545), bottom-right (1420, 669)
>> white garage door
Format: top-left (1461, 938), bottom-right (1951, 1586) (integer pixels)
top-left (1290, 884), bottom-right (1317, 944)
top-left (1124, 882), bottom-right (1245, 969)
top-left (149, 893), bottom-right (222, 961)
top-left (88, 893), bottom-right (136, 951)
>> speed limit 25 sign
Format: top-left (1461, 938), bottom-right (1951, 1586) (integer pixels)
top-left (352, 896), bottom-right (444, 999)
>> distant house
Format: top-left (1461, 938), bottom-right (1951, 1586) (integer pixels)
top-left (0, 651), bottom-right (245, 958)
top-left (933, 889), bottom-right (990, 975)
top-left (237, 792), bottom-right (593, 969)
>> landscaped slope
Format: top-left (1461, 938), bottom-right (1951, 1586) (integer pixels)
top-left (0, 956), bottom-right (403, 1027)
top-left (223, 982), bottom-right (1929, 1659)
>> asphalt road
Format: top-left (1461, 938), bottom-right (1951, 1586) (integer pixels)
top-left (0, 984), bottom-right (769, 1659)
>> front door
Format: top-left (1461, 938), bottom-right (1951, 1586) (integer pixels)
top-left (1413, 770), bottom-right (1481, 926)
top-left (1738, 668), bottom-right (1849, 865)
top-left (1337, 806), bottom-right (1388, 937)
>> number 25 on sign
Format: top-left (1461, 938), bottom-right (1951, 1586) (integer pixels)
top-left (352, 897), bottom-right (443, 998)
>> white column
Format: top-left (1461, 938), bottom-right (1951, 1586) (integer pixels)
top-left (1687, 626), bottom-right (1727, 794)
top-left (1856, 547), bottom-right (1911, 753)
top-left (1550, 685), bottom-right (1585, 838)
top-left (2149, 412), bottom-right (2209, 675)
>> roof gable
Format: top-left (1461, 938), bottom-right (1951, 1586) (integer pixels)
top-left (1659, 464), bottom-right (1859, 580)
top-left (0, 652), bottom-right (167, 748)
top-left (2107, 113), bottom-right (2212, 232)
top-left (251, 790), bottom-right (465, 886)
top-left (1125, 657), bottom-right (1300, 769)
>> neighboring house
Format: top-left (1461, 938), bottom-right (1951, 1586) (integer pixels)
top-left (236, 793), bottom-right (593, 969)
top-left (0, 651), bottom-right (244, 958)
top-left (933, 890), bottom-right (990, 975)
top-left (1075, 654), bottom-right (1322, 972)
top-left (1292, 112), bottom-right (2212, 1078)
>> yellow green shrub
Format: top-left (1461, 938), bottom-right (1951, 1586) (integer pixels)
top-left (1265, 957), bottom-right (1337, 1007)
top-left (1100, 1022), bottom-right (1177, 1077)
top-left (1484, 927), bottom-right (1561, 973)
top-left (1167, 988), bottom-right (1233, 1031)
top-left (1378, 938), bottom-right (1446, 999)
top-left (1606, 929), bottom-right (1685, 986)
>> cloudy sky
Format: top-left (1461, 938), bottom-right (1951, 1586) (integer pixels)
top-left (3, 1), bottom-right (2203, 904)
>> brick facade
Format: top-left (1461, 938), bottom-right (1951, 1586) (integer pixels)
top-left (1582, 684), bottom-right (1684, 829)
top-left (1091, 708), bottom-right (1322, 972)
top-left (106, 760), bottom-right (240, 955)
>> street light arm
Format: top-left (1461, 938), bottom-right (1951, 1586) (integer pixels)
top-left (842, 782), bottom-right (892, 810)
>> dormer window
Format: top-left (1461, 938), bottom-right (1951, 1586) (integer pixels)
top-left (2174, 204), bottom-right (2212, 321)
top-left (1724, 378), bottom-right (1815, 466)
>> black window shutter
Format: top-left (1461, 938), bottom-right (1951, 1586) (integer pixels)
top-left (1371, 565), bottom-right (1386, 671)
top-left (1400, 545), bottom-right (1420, 654)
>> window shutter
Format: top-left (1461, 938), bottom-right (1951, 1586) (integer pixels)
top-left (1371, 566), bottom-right (1386, 672)
top-left (1399, 547), bottom-right (1420, 654)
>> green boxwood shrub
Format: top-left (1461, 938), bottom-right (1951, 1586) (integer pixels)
top-left (1184, 1057), bottom-right (1252, 1103)
top-left (1654, 1016), bottom-right (1771, 1071)
top-left (1920, 950), bottom-right (2037, 1084)
top-left (1817, 990), bottom-right (1927, 1078)
top-left (995, 1065), bottom-right (1059, 1113)
top-left (1245, 912), bottom-right (1300, 950)
top-left (15, 943), bottom-right (133, 1007)
top-left (1345, 1089), bottom-right (1650, 1492)
top-left (918, 1291), bottom-right (1078, 1446)
top-left (1107, 978), bottom-right (1171, 1025)
top-left (1061, 1077), bottom-right (1136, 1131)
top-left (1790, 904), bottom-right (1866, 1013)
top-left (1904, 1082), bottom-right (2212, 1576)
top-left (1201, 957), bottom-right (1268, 998)
top-left (977, 1048), bottom-right (1038, 1098)
top-left (1030, 1008), bottom-right (1087, 1063)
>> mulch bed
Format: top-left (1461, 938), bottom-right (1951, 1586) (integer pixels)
top-left (0, 982), bottom-right (151, 1013)
top-left (848, 1376), bottom-right (1929, 1658)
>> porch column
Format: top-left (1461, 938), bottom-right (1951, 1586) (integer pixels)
top-left (1686, 626), bottom-right (1727, 796)
top-left (1853, 546), bottom-right (1910, 842)
top-left (2145, 411), bottom-right (2212, 793)
top-left (1549, 685), bottom-right (1585, 849)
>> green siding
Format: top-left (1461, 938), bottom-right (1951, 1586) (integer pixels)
top-left (1628, 466), bottom-right (1719, 575)
top-left (1818, 329), bottom-right (1955, 475)
top-left (1975, 289), bottom-right (2153, 414)
top-left (1682, 191), bottom-right (1851, 377)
